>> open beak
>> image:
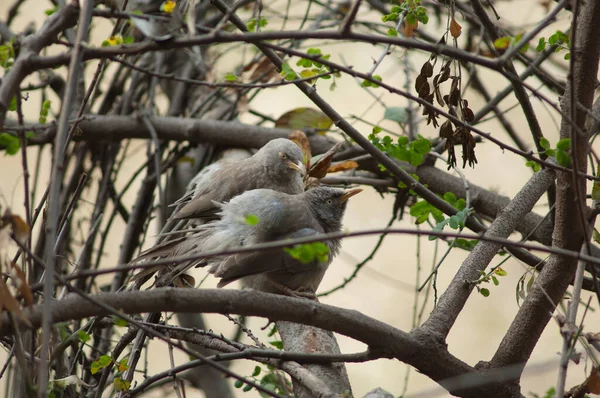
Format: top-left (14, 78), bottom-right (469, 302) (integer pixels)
top-left (286, 160), bottom-right (307, 176)
top-left (340, 188), bottom-right (363, 203)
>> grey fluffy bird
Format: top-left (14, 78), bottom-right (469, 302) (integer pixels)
top-left (137, 186), bottom-right (361, 295)
top-left (172, 138), bottom-right (306, 220)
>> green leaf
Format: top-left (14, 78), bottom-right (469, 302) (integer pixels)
top-left (372, 126), bottom-right (382, 135)
top-left (491, 275), bottom-right (499, 286)
top-left (243, 384), bottom-right (253, 392)
top-left (77, 330), bottom-right (91, 343)
top-left (113, 316), bottom-right (128, 327)
top-left (8, 96), bottom-right (17, 111)
top-left (383, 107), bottom-right (408, 123)
top-left (536, 37), bottom-right (546, 52)
top-left (494, 267), bottom-right (507, 276)
top-left (443, 192), bottom-right (457, 203)
top-left (284, 242), bottom-right (329, 264)
top-left (387, 28), bottom-right (398, 37)
top-left (556, 138), bottom-right (571, 151)
top-left (412, 138), bottom-right (431, 154)
top-left (539, 137), bottom-right (550, 149)
top-left (245, 214), bottom-right (259, 226)
top-left (493, 36), bottom-right (511, 50)
top-left (269, 340), bottom-right (284, 349)
top-left (564, 52), bottom-right (571, 60)
top-left (90, 355), bottom-right (112, 374)
top-left (124, 36), bottom-right (135, 44)
top-left (593, 228), bottom-right (600, 244)
top-left (548, 33), bottom-right (559, 45)
top-left (592, 165), bottom-right (600, 200)
top-left (252, 366), bottom-right (262, 377)
top-left (556, 149), bottom-right (571, 167)
top-left (113, 377), bottom-right (130, 392)
top-left (0, 133), bottom-right (20, 155)
top-left (479, 288), bottom-right (490, 297)
top-left (45, 6), bottom-right (58, 15)
top-left (234, 380), bottom-right (244, 388)
top-left (225, 73), bottom-right (238, 82)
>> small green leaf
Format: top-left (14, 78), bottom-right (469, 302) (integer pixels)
top-left (243, 384), bottom-right (252, 392)
top-left (593, 228), bottom-right (600, 244)
top-left (245, 214), bottom-right (259, 226)
top-left (113, 377), bottom-right (130, 392)
top-left (77, 330), bottom-right (91, 343)
top-left (536, 37), bottom-right (546, 52)
top-left (234, 379), bottom-right (244, 388)
top-left (556, 149), bottom-right (571, 167)
top-left (480, 288), bottom-right (490, 297)
top-left (387, 28), bottom-right (398, 37)
top-left (0, 133), bottom-right (20, 155)
top-left (90, 355), bottom-right (112, 375)
top-left (494, 267), bottom-right (507, 276)
top-left (8, 96), bottom-right (17, 111)
top-left (412, 138), bottom-right (431, 154)
top-left (225, 73), bottom-right (238, 82)
top-left (45, 6), bottom-right (58, 15)
top-left (539, 137), bottom-right (550, 149)
top-left (491, 275), bottom-right (499, 286)
top-left (113, 317), bottom-right (128, 327)
top-left (556, 138), bottom-right (571, 151)
top-left (564, 52), bottom-right (571, 60)
top-left (493, 36), bottom-right (511, 50)
top-left (443, 192), bottom-right (457, 203)
top-left (252, 366), bottom-right (261, 377)
top-left (269, 340), bottom-right (284, 349)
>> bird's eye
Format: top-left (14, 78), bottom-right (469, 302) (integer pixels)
top-left (280, 153), bottom-right (287, 160)
top-left (326, 199), bottom-right (333, 204)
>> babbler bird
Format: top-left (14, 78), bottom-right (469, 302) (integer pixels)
top-left (136, 186), bottom-right (361, 295)
top-left (172, 138), bottom-right (306, 220)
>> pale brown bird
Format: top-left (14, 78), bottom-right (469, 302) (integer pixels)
top-left (172, 138), bottom-right (306, 220)
top-left (135, 186), bottom-right (361, 295)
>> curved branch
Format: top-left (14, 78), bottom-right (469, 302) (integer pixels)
top-left (3, 288), bottom-right (517, 397)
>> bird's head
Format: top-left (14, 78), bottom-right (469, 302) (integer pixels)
top-left (305, 186), bottom-right (362, 232)
top-left (258, 139), bottom-right (306, 178)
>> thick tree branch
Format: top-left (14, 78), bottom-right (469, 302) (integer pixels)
top-left (2, 288), bottom-right (520, 397)
top-left (490, 0), bottom-right (600, 376)
top-left (421, 165), bottom-right (556, 339)
top-left (0, 1), bottom-right (79, 126)
top-left (16, 114), bottom-right (334, 154)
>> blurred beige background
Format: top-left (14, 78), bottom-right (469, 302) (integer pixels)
top-left (1, 0), bottom-right (598, 397)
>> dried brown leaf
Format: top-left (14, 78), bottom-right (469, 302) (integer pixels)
top-left (327, 160), bottom-right (359, 173)
top-left (0, 279), bottom-right (31, 327)
top-left (450, 18), bottom-right (462, 38)
top-left (242, 56), bottom-right (279, 83)
top-left (11, 263), bottom-right (33, 307)
top-left (289, 130), bottom-right (312, 168)
top-left (420, 61), bottom-right (433, 78)
top-left (308, 142), bottom-right (343, 179)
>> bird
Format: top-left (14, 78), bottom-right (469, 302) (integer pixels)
top-left (134, 186), bottom-right (361, 296)
top-left (171, 138), bottom-right (306, 220)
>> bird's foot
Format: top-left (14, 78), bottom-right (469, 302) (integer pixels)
top-left (268, 281), bottom-right (318, 301)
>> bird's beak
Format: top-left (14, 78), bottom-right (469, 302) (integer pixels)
top-left (341, 188), bottom-right (363, 203)
top-left (286, 160), bottom-right (307, 176)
